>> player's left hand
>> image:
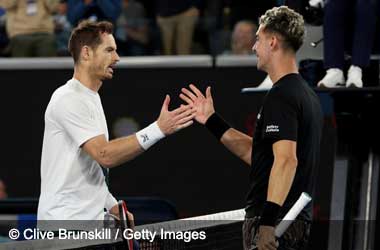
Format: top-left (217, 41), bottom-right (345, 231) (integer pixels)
top-left (257, 225), bottom-right (278, 250)
top-left (180, 84), bottom-right (215, 125)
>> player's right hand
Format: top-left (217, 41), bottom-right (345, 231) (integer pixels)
top-left (180, 84), bottom-right (215, 125)
top-left (157, 95), bottom-right (196, 135)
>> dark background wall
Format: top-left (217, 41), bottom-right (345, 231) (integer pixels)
top-left (0, 65), bottom-right (335, 221)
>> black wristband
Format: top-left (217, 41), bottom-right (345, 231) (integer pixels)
top-left (259, 201), bottom-right (281, 227)
top-left (205, 113), bottom-right (231, 140)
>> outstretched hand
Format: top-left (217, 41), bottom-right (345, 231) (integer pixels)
top-left (179, 84), bottom-right (215, 125)
top-left (157, 95), bottom-right (196, 135)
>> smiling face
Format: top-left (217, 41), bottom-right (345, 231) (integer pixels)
top-left (88, 33), bottom-right (120, 81)
top-left (252, 25), bottom-right (272, 72)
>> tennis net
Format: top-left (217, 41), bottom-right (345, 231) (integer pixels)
top-left (0, 209), bottom-right (245, 250)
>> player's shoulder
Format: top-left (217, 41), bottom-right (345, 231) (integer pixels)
top-left (49, 80), bottom-right (89, 110)
top-left (266, 75), bottom-right (305, 108)
top-left (267, 82), bottom-right (294, 100)
top-left (274, 74), bottom-right (308, 97)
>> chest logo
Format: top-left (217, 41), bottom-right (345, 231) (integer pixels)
top-left (266, 125), bottom-right (279, 133)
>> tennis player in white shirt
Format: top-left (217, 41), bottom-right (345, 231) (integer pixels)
top-left (37, 20), bottom-right (195, 223)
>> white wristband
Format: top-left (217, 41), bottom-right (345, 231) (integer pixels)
top-left (136, 121), bottom-right (165, 150)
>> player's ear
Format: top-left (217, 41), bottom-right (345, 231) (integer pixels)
top-left (270, 35), bottom-right (277, 49)
top-left (81, 45), bottom-right (92, 62)
top-left (270, 35), bottom-right (281, 50)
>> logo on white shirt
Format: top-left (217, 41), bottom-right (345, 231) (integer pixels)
top-left (266, 125), bottom-right (279, 133)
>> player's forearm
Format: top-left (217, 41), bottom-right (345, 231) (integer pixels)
top-left (99, 135), bottom-right (144, 168)
top-left (204, 113), bottom-right (252, 165)
top-left (267, 156), bottom-right (297, 205)
top-left (221, 128), bottom-right (252, 165)
top-left (99, 121), bottom-right (165, 168)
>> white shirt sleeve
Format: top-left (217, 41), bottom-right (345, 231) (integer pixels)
top-left (53, 95), bottom-right (104, 148)
top-left (105, 192), bottom-right (118, 211)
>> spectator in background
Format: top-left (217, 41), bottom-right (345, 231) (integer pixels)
top-left (202, 0), bottom-right (230, 56)
top-left (66, 0), bottom-right (121, 26)
top-left (54, 0), bottom-right (72, 56)
top-left (115, 0), bottom-right (149, 56)
top-left (317, 0), bottom-right (377, 88)
top-left (0, 0), bottom-right (59, 57)
top-left (0, 7), bottom-right (8, 56)
top-left (227, 20), bottom-right (272, 89)
top-left (156, 0), bottom-right (201, 55)
top-left (0, 179), bottom-right (7, 199)
top-left (227, 0), bottom-right (277, 89)
top-left (229, 20), bottom-right (256, 55)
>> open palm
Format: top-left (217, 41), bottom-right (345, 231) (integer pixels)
top-left (157, 95), bottom-right (195, 135)
top-left (180, 84), bottom-right (215, 125)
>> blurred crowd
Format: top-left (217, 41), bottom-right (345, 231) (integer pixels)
top-left (0, 0), bottom-right (280, 57)
top-left (0, 0), bottom-right (379, 88)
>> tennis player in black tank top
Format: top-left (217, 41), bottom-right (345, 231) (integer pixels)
top-left (180, 6), bottom-right (323, 250)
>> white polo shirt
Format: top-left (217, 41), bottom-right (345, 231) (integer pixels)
top-left (37, 78), bottom-right (117, 221)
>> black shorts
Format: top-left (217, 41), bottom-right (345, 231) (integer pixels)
top-left (242, 217), bottom-right (311, 250)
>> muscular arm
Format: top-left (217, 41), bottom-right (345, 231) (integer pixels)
top-left (61, 93), bottom-right (194, 168)
top-left (220, 128), bottom-right (252, 165)
top-left (82, 134), bottom-right (144, 168)
top-left (267, 140), bottom-right (298, 205)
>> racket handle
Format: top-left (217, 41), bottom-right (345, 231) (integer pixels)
top-left (118, 200), bottom-right (133, 250)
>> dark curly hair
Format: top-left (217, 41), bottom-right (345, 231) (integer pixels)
top-left (259, 6), bottom-right (305, 52)
top-left (68, 20), bottom-right (114, 64)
